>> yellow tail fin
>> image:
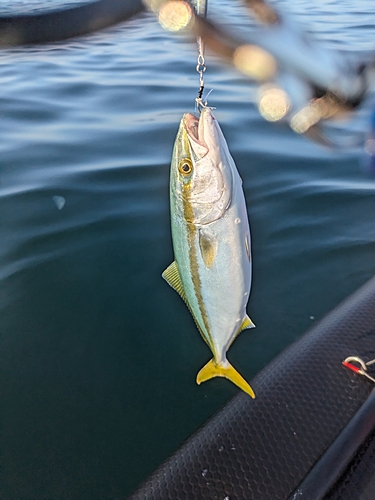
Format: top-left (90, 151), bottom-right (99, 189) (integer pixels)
top-left (196, 358), bottom-right (255, 398)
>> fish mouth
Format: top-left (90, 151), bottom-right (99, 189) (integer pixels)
top-left (185, 113), bottom-right (200, 141)
top-left (184, 112), bottom-right (209, 158)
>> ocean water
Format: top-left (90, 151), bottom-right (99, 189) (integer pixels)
top-left (1, 0), bottom-right (375, 498)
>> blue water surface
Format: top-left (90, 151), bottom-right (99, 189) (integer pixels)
top-left (1, 0), bottom-right (375, 498)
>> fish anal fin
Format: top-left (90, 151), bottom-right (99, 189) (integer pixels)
top-left (240, 314), bottom-right (255, 331)
top-left (162, 261), bottom-right (186, 300)
top-left (196, 358), bottom-right (255, 398)
top-left (227, 314), bottom-right (256, 350)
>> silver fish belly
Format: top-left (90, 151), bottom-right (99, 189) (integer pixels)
top-left (163, 107), bottom-right (255, 397)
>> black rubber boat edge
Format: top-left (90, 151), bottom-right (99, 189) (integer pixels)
top-left (128, 275), bottom-right (375, 499)
top-left (289, 387), bottom-right (375, 500)
top-left (0, 0), bottom-right (145, 48)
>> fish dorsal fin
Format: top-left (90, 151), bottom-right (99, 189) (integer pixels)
top-left (162, 261), bottom-right (186, 300)
top-left (240, 314), bottom-right (255, 331)
top-left (162, 261), bottom-right (212, 350)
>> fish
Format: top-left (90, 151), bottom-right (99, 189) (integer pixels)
top-left (162, 107), bottom-right (255, 398)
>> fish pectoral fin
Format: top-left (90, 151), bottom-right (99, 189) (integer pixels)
top-left (196, 358), bottom-right (255, 398)
top-left (240, 314), bottom-right (255, 331)
top-left (198, 229), bottom-right (217, 268)
top-left (162, 261), bottom-right (186, 300)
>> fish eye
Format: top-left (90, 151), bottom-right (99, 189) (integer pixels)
top-left (178, 158), bottom-right (193, 175)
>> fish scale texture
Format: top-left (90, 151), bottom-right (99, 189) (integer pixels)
top-left (128, 276), bottom-right (375, 500)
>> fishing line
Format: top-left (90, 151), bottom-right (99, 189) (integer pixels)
top-left (196, 40), bottom-right (206, 102)
top-left (192, 0), bottom-right (208, 112)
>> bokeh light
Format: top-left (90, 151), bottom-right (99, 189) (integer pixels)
top-left (158, 0), bottom-right (193, 32)
top-left (233, 44), bottom-right (277, 81)
top-left (258, 86), bottom-right (290, 121)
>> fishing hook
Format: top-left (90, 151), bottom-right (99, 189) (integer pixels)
top-left (195, 89), bottom-right (214, 113)
top-left (342, 356), bottom-right (375, 384)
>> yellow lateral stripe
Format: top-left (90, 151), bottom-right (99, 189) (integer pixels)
top-left (182, 172), bottom-right (215, 354)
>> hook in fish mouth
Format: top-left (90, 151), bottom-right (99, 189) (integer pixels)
top-left (185, 106), bottom-right (216, 143)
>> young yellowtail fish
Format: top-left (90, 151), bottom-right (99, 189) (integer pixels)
top-left (162, 107), bottom-right (255, 398)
